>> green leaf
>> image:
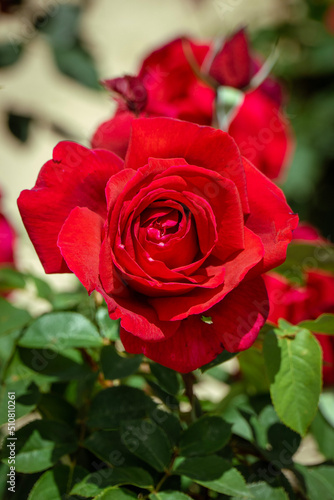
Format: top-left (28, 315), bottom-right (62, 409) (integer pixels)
top-left (0, 381), bottom-right (40, 425)
top-left (7, 112), bottom-right (33, 142)
top-left (150, 409), bottom-right (182, 446)
top-left (54, 45), bottom-right (100, 89)
top-left (84, 430), bottom-right (141, 467)
top-left (28, 465), bottom-right (87, 500)
top-left (0, 297), bottom-right (31, 335)
top-left (0, 328), bottom-right (22, 380)
top-left (299, 314), bottom-right (334, 334)
top-left (87, 386), bottom-right (156, 429)
top-left (150, 363), bottom-right (180, 395)
top-left (96, 308), bottom-right (120, 341)
top-left (276, 243), bottom-right (334, 280)
top-left (37, 393), bottom-right (77, 424)
top-left (0, 268), bottom-right (26, 292)
top-left (71, 467), bottom-right (154, 497)
top-left (318, 392), bottom-right (334, 427)
top-left (149, 492), bottom-right (192, 500)
top-left (200, 350), bottom-right (238, 372)
top-left (294, 465), bottom-right (334, 500)
top-left (18, 312), bottom-right (103, 350)
top-left (101, 345), bottom-right (142, 380)
top-left (263, 328), bottom-right (322, 436)
top-left (174, 456), bottom-right (251, 498)
top-left (238, 347), bottom-right (270, 394)
top-left (2, 420), bottom-right (77, 473)
top-left (179, 415), bottom-right (231, 457)
top-left (0, 42), bottom-right (23, 68)
top-left (93, 488), bottom-right (137, 499)
top-left (18, 346), bottom-right (92, 380)
top-left (310, 410), bottom-right (334, 460)
top-left (121, 419), bottom-right (172, 472)
top-left (232, 481), bottom-right (288, 500)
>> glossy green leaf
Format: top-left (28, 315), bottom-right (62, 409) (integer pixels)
top-left (238, 347), bottom-right (270, 394)
top-left (150, 408), bottom-right (182, 446)
top-left (84, 430), bottom-right (143, 467)
top-left (18, 312), bottom-right (103, 350)
top-left (28, 465), bottom-right (87, 500)
top-left (2, 420), bottom-right (77, 473)
top-left (0, 298), bottom-right (31, 335)
top-left (174, 456), bottom-right (251, 498)
top-left (263, 328), bottom-right (322, 436)
top-left (294, 465), bottom-right (334, 500)
top-left (101, 345), bottom-right (142, 380)
top-left (96, 308), bottom-right (120, 340)
top-left (87, 386), bottom-right (156, 429)
top-left (18, 346), bottom-right (91, 380)
top-left (180, 415), bottom-right (231, 457)
top-left (71, 467), bottom-right (154, 497)
top-left (150, 363), bottom-right (180, 395)
top-left (121, 419), bottom-right (172, 472)
top-left (318, 392), bottom-right (334, 427)
top-left (310, 410), bottom-right (334, 460)
top-left (93, 487), bottom-right (137, 499)
top-left (149, 492), bottom-right (192, 500)
top-left (37, 393), bottom-right (77, 424)
top-left (0, 381), bottom-right (40, 425)
top-left (232, 481), bottom-right (288, 500)
top-left (299, 314), bottom-right (334, 334)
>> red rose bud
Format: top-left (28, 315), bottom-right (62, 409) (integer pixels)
top-left (208, 29), bottom-right (252, 89)
top-left (18, 118), bottom-right (297, 372)
top-left (102, 75), bottom-right (148, 114)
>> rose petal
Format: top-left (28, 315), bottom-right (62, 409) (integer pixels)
top-left (120, 276), bottom-right (267, 372)
top-left (125, 118), bottom-right (249, 213)
top-left (18, 142), bottom-right (123, 273)
top-left (58, 207), bottom-right (104, 294)
top-left (243, 156), bottom-right (298, 274)
top-left (91, 111), bottom-right (136, 159)
top-left (150, 227), bottom-right (264, 320)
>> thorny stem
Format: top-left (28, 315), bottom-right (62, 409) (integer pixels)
top-left (182, 372), bottom-right (198, 421)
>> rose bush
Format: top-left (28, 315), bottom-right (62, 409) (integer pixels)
top-left (18, 118), bottom-right (297, 372)
top-left (264, 224), bottom-right (334, 385)
top-left (92, 30), bottom-right (292, 180)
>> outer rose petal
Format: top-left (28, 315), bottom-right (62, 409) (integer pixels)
top-left (121, 277), bottom-right (268, 372)
top-left (17, 142), bottom-right (123, 274)
top-left (243, 157), bottom-right (298, 274)
top-left (99, 286), bottom-right (181, 342)
top-left (91, 111), bottom-right (137, 159)
top-left (228, 89), bottom-right (293, 180)
top-left (58, 207), bottom-right (104, 294)
top-left (125, 117), bottom-right (249, 213)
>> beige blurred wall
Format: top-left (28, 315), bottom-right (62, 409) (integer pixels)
top-left (0, 0), bottom-right (294, 286)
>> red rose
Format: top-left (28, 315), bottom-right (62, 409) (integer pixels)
top-left (18, 118), bottom-right (297, 372)
top-left (0, 189), bottom-right (15, 267)
top-left (92, 31), bottom-right (292, 180)
top-left (264, 262), bottom-right (334, 386)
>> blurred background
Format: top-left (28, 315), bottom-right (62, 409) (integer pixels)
top-left (0, 0), bottom-right (334, 288)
